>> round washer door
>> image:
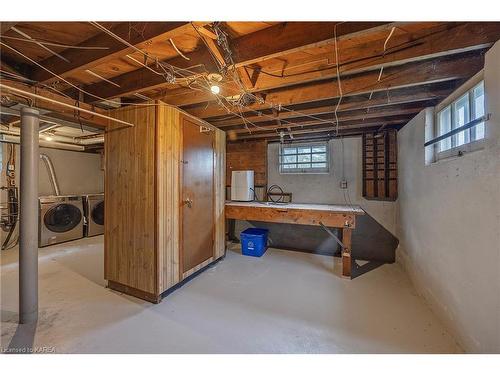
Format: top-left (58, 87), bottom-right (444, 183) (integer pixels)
top-left (91, 201), bottom-right (104, 226)
top-left (44, 203), bottom-right (82, 233)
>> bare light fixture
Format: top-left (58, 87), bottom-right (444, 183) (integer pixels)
top-left (210, 85), bottom-right (220, 94)
top-left (43, 131), bottom-right (55, 142)
top-left (208, 73), bottom-right (223, 95)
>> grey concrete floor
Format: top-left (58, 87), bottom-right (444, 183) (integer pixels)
top-left (1, 236), bottom-right (462, 353)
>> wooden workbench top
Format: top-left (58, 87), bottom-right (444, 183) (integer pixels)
top-left (225, 201), bottom-right (365, 215)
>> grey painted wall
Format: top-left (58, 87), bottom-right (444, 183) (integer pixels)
top-left (36, 147), bottom-right (103, 196)
top-left (233, 136), bottom-right (398, 258)
top-left (0, 144), bottom-right (103, 245)
top-left (268, 138), bottom-right (396, 234)
top-left (396, 41), bottom-right (500, 353)
top-left (1, 145), bottom-right (104, 196)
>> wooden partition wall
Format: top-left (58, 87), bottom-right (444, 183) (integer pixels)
top-left (104, 101), bottom-right (226, 303)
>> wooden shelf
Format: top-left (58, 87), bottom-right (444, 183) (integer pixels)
top-left (362, 130), bottom-right (398, 201)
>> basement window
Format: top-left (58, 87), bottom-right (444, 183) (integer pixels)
top-left (279, 141), bottom-right (329, 174)
top-left (433, 81), bottom-right (486, 157)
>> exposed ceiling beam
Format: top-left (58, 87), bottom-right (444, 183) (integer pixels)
top-left (241, 22), bottom-right (500, 93)
top-left (232, 117), bottom-right (409, 141)
top-left (0, 59), bottom-right (21, 75)
top-left (0, 22), bottom-right (18, 34)
top-left (30, 22), bottom-right (194, 84)
top-left (229, 21), bottom-right (391, 67)
top-left (235, 125), bottom-right (402, 143)
top-left (81, 22), bottom-right (390, 102)
top-left (160, 23), bottom-right (498, 107)
top-left (83, 22), bottom-right (498, 108)
top-left (1, 79), bottom-right (108, 128)
top-left (187, 52), bottom-right (485, 118)
top-left (225, 104), bottom-right (431, 135)
top-left (209, 82), bottom-right (457, 127)
top-left (196, 26), bottom-right (227, 68)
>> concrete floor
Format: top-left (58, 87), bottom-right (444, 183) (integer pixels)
top-left (1, 236), bottom-right (462, 353)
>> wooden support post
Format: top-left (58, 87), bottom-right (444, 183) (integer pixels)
top-left (341, 227), bottom-right (352, 279)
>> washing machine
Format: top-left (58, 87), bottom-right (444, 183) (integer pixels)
top-left (84, 193), bottom-right (104, 237)
top-left (39, 195), bottom-right (84, 247)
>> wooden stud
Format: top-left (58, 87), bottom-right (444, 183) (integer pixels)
top-left (341, 228), bottom-right (353, 279)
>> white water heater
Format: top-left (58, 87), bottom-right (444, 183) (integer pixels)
top-left (231, 170), bottom-right (254, 201)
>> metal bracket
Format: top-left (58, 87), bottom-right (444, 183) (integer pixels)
top-left (319, 221), bottom-right (345, 249)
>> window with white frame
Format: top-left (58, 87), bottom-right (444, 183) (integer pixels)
top-left (436, 81), bottom-right (485, 153)
top-left (279, 141), bottom-right (329, 174)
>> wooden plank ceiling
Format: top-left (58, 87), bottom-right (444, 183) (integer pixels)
top-left (1, 21), bottom-right (499, 142)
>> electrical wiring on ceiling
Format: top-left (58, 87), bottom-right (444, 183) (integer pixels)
top-left (10, 26), bottom-right (70, 63)
top-left (87, 22), bottom-right (343, 134)
top-left (0, 34), bottom-right (110, 50)
top-left (169, 38), bottom-right (190, 61)
top-left (2, 22), bottom-right (351, 138)
top-left (0, 40), bottom-right (174, 108)
top-left (333, 22), bottom-right (345, 136)
top-left (0, 68), bottom-right (76, 103)
top-left (92, 22), bottom-right (338, 135)
top-left (85, 69), bottom-right (121, 87)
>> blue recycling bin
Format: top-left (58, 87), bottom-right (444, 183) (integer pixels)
top-left (240, 228), bottom-right (269, 257)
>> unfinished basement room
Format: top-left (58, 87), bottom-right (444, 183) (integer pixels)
top-left (1, 1), bottom-right (500, 372)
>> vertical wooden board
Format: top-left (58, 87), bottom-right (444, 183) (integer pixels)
top-left (342, 227), bottom-right (353, 279)
top-left (181, 117), bottom-right (214, 272)
top-left (157, 103), bottom-right (181, 292)
top-left (105, 104), bottom-right (156, 294)
top-left (214, 129), bottom-right (226, 259)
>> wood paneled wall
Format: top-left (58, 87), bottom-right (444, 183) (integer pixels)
top-left (362, 130), bottom-right (398, 201)
top-left (105, 101), bottom-right (226, 302)
top-left (214, 130), bottom-right (226, 259)
top-left (156, 105), bottom-right (181, 292)
top-left (226, 140), bottom-right (267, 186)
top-left (104, 105), bottom-right (157, 294)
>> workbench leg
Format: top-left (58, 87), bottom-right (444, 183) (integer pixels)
top-left (228, 219), bottom-right (238, 242)
top-left (341, 227), bottom-right (352, 279)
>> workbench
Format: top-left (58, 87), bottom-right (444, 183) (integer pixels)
top-left (225, 201), bottom-right (365, 278)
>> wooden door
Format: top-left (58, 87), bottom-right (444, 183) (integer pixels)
top-left (181, 117), bottom-right (215, 273)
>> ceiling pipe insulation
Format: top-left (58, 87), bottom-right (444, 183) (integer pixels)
top-left (0, 133), bottom-right (85, 152)
top-left (0, 130), bottom-right (103, 148)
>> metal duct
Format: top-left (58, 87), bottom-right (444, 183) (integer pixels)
top-left (39, 153), bottom-right (61, 196)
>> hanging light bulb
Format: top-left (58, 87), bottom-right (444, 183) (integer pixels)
top-left (210, 84), bottom-right (220, 94)
top-left (44, 135), bottom-right (53, 141)
top-left (208, 72), bottom-right (223, 95)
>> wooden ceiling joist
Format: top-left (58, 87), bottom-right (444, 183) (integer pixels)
top-left (82, 22), bottom-right (498, 109)
top-left (233, 118), bottom-right (409, 141)
top-left (30, 22), bottom-right (193, 84)
top-left (0, 79), bottom-right (108, 128)
top-left (226, 104), bottom-right (432, 135)
top-left (187, 51), bottom-right (484, 119)
top-left (236, 125), bottom-right (400, 143)
top-left (209, 82), bottom-right (458, 127)
top-left (161, 22), bottom-right (498, 108)
top-left (80, 22), bottom-right (391, 102)
top-left (0, 22), bottom-right (18, 34)
top-left (228, 21), bottom-right (391, 67)
top-left (2, 21), bottom-right (498, 143)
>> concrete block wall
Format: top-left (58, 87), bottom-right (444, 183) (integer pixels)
top-left (396, 41), bottom-right (500, 352)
